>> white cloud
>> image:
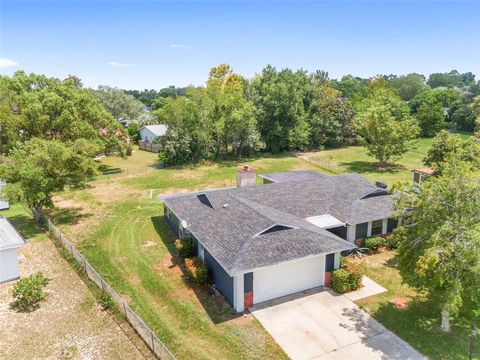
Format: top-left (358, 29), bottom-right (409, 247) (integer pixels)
top-left (108, 61), bottom-right (135, 68)
top-left (0, 57), bottom-right (19, 68)
top-left (170, 44), bottom-right (193, 50)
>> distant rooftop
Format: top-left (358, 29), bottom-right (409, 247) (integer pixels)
top-left (412, 167), bottom-right (435, 175)
top-left (141, 124), bottom-right (167, 137)
top-left (0, 217), bottom-right (26, 250)
top-left (259, 170), bottom-right (328, 183)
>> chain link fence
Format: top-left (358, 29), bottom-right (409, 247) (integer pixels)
top-left (32, 208), bottom-right (176, 360)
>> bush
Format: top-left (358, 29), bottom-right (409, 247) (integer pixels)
top-left (125, 142), bottom-right (133, 156)
top-left (100, 292), bottom-right (114, 310)
top-left (174, 238), bottom-right (194, 258)
top-left (364, 236), bottom-right (385, 252)
top-left (11, 272), bottom-right (50, 311)
top-left (331, 260), bottom-right (362, 294)
top-left (185, 257), bottom-right (209, 286)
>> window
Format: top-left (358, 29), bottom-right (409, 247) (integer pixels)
top-left (371, 220), bottom-right (384, 236)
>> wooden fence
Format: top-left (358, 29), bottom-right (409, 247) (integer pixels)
top-left (138, 141), bottom-right (160, 153)
top-left (32, 208), bottom-right (176, 360)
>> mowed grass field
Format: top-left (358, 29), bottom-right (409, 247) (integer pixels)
top-left (301, 138), bottom-right (435, 185)
top-left (48, 139), bottom-right (471, 359)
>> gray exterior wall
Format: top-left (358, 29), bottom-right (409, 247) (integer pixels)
top-left (387, 218), bottom-right (398, 233)
top-left (204, 249), bottom-right (234, 306)
top-left (327, 226), bottom-right (347, 240)
top-left (164, 202), bottom-right (234, 307)
top-left (244, 272), bottom-right (253, 293)
top-left (355, 222), bottom-right (368, 239)
top-left (325, 253), bottom-right (335, 272)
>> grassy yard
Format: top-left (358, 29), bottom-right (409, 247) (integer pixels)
top-left (301, 138), bottom-right (435, 185)
top-left (46, 140), bottom-right (475, 359)
top-left (48, 148), bottom-right (320, 359)
top-left (353, 251), bottom-right (479, 360)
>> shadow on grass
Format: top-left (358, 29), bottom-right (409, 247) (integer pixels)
top-left (151, 215), bottom-right (243, 324)
top-left (367, 294), bottom-right (478, 359)
top-left (340, 161), bottom-right (406, 176)
top-left (6, 214), bottom-right (44, 240)
top-left (46, 207), bottom-right (91, 225)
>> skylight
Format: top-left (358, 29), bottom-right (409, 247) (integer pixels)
top-left (306, 214), bottom-right (344, 229)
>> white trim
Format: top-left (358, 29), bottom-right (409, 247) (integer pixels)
top-left (367, 222), bottom-right (372, 237)
top-left (334, 253), bottom-right (341, 269)
top-left (382, 219), bottom-right (388, 234)
top-left (347, 224), bottom-right (356, 243)
top-left (233, 250), bottom-right (348, 276)
top-left (253, 223), bottom-right (297, 237)
top-left (233, 274), bottom-right (244, 313)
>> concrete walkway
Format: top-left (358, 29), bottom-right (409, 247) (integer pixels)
top-left (344, 276), bottom-right (387, 302)
top-left (251, 289), bottom-right (425, 360)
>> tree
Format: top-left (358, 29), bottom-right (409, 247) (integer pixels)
top-left (424, 130), bottom-right (480, 173)
top-left (416, 98), bottom-right (445, 137)
top-left (409, 88), bottom-right (461, 114)
top-left (392, 160), bottom-right (480, 333)
top-left (0, 138), bottom-right (97, 211)
top-left (331, 75), bottom-right (367, 101)
top-left (389, 73), bottom-right (428, 101)
top-left (307, 84), bottom-right (355, 148)
top-left (248, 65), bottom-right (310, 152)
top-left (92, 85), bottom-right (145, 122)
top-left (427, 70), bottom-right (476, 89)
top-left (0, 71), bottom-right (126, 156)
top-left (355, 79), bottom-right (420, 167)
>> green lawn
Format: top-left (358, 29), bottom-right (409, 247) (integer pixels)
top-left (47, 140), bottom-right (476, 359)
top-left (303, 138), bottom-right (435, 185)
top-left (354, 251), bottom-right (479, 360)
top-left (78, 198), bottom-right (287, 360)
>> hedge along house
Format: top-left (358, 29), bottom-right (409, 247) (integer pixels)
top-left (0, 216), bottom-right (26, 283)
top-left (163, 169), bottom-right (396, 312)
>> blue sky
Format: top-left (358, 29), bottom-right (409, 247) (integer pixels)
top-left (1, 1), bottom-right (479, 89)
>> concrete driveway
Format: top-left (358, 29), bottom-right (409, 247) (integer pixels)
top-left (251, 289), bottom-right (425, 360)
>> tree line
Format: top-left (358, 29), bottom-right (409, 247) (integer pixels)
top-left (145, 65), bottom-right (480, 166)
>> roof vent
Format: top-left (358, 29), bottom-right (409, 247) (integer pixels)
top-left (197, 194), bottom-right (214, 209)
top-left (375, 181), bottom-right (388, 189)
top-left (223, 204), bottom-right (229, 208)
top-left (255, 224), bottom-right (295, 236)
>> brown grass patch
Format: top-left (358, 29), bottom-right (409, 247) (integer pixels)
top-left (391, 295), bottom-right (410, 310)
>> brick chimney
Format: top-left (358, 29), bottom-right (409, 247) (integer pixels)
top-left (237, 165), bottom-right (256, 187)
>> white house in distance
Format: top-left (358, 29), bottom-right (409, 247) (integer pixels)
top-left (0, 216), bottom-right (26, 283)
top-left (138, 125), bottom-right (167, 143)
top-left (0, 181), bottom-right (9, 210)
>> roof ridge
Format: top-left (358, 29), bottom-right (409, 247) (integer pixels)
top-left (229, 193), bottom-right (353, 249)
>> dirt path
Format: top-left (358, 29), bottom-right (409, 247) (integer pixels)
top-left (0, 234), bottom-right (149, 360)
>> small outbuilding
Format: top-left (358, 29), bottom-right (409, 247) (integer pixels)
top-left (138, 125), bottom-right (167, 143)
top-left (0, 216), bottom-right (26, 283)
top-left (412, 167), bottom-right (434, 186)
top-left (0, 181), bottom-right (9, 210)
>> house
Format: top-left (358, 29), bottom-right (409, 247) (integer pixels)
top-left (138, 125), bottom-right (167, 143)
top-left (0, 181), bottom-right (9, 210)
top-left (0, 216), bottom-right (26, 283)
top-left (163, 168), bottom-right (397, 312)
top-left (412, 167), bottom-right (434, 185)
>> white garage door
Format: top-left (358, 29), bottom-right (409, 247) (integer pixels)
top-left (253, 255), bottom-right (325, 304)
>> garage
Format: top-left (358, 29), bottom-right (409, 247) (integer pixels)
top-left (253, 255), bottom-right (325, 304)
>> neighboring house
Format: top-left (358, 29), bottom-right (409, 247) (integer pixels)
top-left (138, 125), bottom-right (167, 143)
top-left (163, 169), bottom-right (397, 312)
top-left (0, 216), bottom-right (26, 283)
top-left (0, 181), bottom-right (9, 211)
top-left (412, 167), bottom-right (434, 186)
